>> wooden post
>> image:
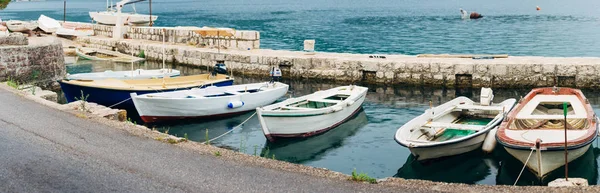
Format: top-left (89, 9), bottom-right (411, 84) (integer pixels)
top-left (563, 102), bottom-right (568, 181)
top-left (149, 0), bottom-right (152, 26)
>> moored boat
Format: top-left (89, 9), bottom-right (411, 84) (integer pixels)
top-left (76, 47), bottom-right (145, 63)
top-left (395, 88), bottom-right (516, 161)
top-left (131, 82), bottom-right (289, 123)
top-left (56, 22), bottom-right (94, 37)
top-left (58, 74), bottom-right (233, 109)
top-left (67, 68), bottom-right (180, 80)
top-left (496, 87), bottom-right (598, 178)
top-left (256, 85), bottom-right (368, 142)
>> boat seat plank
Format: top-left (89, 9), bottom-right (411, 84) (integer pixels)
top-left (406, 139), bottom-right (431, 143)
top-left (308, 99), bottom-right (342, 104)
top-left (455, 104), bottom-right (504, 111)
top-left (424, 122), bottom-right (485, 131)
top-left (280, 106), bottom-right (313, 110)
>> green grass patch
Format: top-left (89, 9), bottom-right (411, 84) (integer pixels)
top-left (350, 169), bottom-right (377, 184)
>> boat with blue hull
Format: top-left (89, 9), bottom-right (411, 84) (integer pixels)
top-left (59, 74), bottom-right (233, 109)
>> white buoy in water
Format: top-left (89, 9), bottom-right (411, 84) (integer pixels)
top-left (482, 127), bottom-right (498, 153)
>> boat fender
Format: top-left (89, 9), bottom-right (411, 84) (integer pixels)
top-left (482, 127), bottom-right (498, 153)
top-left (332, 105), bottom-right (343, 112)
top-left (346, 99), bottom-right (355, 106)
top-left (228, 100), bottom-right (244, 109)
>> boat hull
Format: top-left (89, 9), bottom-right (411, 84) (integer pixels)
top-left (504, 144), bottom-right (591, 178)
top-left (132, 83), bottom-right (289, 123)
top-left (258, 89), bottom-right (367, 141)
top-left (66, 69), bottom-right (181, 80)
top-left (408, 133), bottom-right (487, 161)
top-left (59, 79), bottom-right (233, 109)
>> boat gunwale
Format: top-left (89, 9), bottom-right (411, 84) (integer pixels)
top-left (258, 86), bottom-right (368, 117)
top-left (395, 98), bottom-right (517, 148)
top-left (497, 87), bottom-right (598, 148)
top-left (133, 82), bottom-right (289, 100)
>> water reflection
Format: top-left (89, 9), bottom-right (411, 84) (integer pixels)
top-left (395, 151), bottom-right (492, 184)
top-left (263, 110), bottom-right (368, 163)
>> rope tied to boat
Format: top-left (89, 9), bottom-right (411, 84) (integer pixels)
top-left (202, 112), bottom-right (257, 145)
top-left (513, 143), bottom-right (537, 186)
top-left (108, 97), bottom-right (132, 108)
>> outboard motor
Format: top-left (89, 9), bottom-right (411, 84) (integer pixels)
top-left (480, 87), bottom-right (494, 106)
top-left (212, 60), bottom-right (227, 76)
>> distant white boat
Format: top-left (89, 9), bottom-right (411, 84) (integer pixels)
top-left (56, 22), bottom-right (94, 37)
top-left (5, 20), bottom-right (38, 32)
top-left (38, 15), bottom-right (61, 33)
top-left (67, 68), bottom-right (180, 80)
top-left (76, 47), bottom-right (145, 63)
top-left (90, 0), bottom-right (157, 25)
top-left (131, 82), bottom-right (289, 123)
top-left (395, 88), bottom-right (516, 161)
top-left (257, 85), bottom-right (368, 142)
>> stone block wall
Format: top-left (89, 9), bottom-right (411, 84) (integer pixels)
top-left (0, 36), bottom-right (65, 86)
top-left (91, 24), bottom-right (260, 50)
top-left (76, 36), bottom-right (600, 88)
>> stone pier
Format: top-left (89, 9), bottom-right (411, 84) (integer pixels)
top-left (72, 24), bottom-right (600, 88)
top-left (0, 34), bottom-right (66, 87)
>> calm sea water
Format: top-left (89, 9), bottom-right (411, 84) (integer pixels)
top-left (3, 0), bottom-right (600, 56)
top-left (63, 59), bottom-right (600, 185)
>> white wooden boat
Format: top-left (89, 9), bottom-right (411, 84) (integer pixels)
top-left (38, 15), bottom-right (61, 33)
top-left (395, 88), bottom-right (516, 161)
top-left (257, 85), bottom-right (368, 142)
top-left (6, 20), bottom-right (38, 32)
top-left (76, 47), bottom-right (145, 63)
top-left (66, 69), bottom-right (180, 80)
top-left (56, 22), bottom-right (93, 37)
top-left (90, 12), bottom-right (157, 25)
top-left (496, 87), bottom-right (598, 178)
top-left (131, 82), bottom-right (289, 123)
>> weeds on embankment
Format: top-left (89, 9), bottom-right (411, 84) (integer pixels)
top-left (350, 169), bottom-right (377, 184)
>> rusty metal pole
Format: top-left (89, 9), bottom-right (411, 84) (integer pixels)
top-left (149, 0), bottom-right (152, 26)
top-left (63, 0), bottom-right (66, 23)
top-left (563, 102), bottom-right (568, 181)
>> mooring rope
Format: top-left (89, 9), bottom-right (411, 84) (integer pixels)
top-left (514, 148), bottom-right (535, 186)
top-left (108, 97), bottom-right (132, 108)
top-left (202, 112), bottom-right (257, 144)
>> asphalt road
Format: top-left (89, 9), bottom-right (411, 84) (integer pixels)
top-left (0, 89), bottom-right (431, 193)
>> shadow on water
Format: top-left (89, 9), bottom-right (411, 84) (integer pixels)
top-left (496, 146), bottom-right (600, 186)
top-left (262, 109), bottom-right (369, 163)
top-left (394, 151), bottom-right (493, 184)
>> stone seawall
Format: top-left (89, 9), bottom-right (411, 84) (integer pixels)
top-left (0, 36), bottom-right (65, 86)
top-left (90, 24), bottom-right (260, 50)
top-left (76, 35), bottom-right (600, 88)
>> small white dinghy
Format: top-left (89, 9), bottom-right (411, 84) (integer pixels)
top-left (6, 20), bottom-right (38, 32)
top-left (131, 82), bottom-right (289, 123)
top-left (66, 68), bottom-right (180, 80)
top-left (257, 85), bottom-right (368, 142)
top-left (496, 87), bottom-right (598, 178)
top-left (395, 88), bottom-right (516, 161)
top-left (0, 25), bottom-right (8, 37)
top-left (38, 15), bottom-right (61, 33)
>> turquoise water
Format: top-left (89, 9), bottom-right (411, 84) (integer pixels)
top-left (62, 59), bottom-right (600, 185)
top-left (3, 0), bottom-right (600, 56)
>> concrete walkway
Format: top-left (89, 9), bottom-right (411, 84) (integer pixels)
top-left (0, 89), bottom-right (431, 193)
